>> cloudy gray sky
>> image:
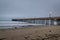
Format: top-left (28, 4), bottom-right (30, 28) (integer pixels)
top-left (0, 0), bottom-right (60, 20)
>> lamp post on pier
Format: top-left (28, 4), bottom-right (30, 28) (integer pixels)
top-left (49, 12), bottom-right (52, 26)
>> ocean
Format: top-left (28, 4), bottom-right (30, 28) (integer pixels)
top-left (0, 20), bottom-right (31, 29)
top-left (0, 20), bottom-right (45, 29)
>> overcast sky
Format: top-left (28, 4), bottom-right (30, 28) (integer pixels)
top-left (0, 0), bottom-right (60, 20)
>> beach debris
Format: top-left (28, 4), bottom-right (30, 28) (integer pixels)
top-left (49, 30), bottom-right (51, 32)
top-left (43, 33), bottom-right (60, 40)
top-left (24, 36), bottom-right (30, 40)
top-left (30, 33), bottom-right (60, 40)
top-left (36, 38), bottom-right (40, 40)
top-left (38, 36), bottom-right (41, 37)
top-left (31, 38), bottom-right (36, 40)
top-left (0, 38), bottom-right (6, 40)
top-left (14, 27), bottom-right (17, 29)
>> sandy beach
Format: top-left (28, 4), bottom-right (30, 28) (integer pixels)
top-left (0, 26), bottom-right (60, 40)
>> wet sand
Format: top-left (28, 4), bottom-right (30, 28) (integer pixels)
top-left (0, 26), bottom-right (60, 40)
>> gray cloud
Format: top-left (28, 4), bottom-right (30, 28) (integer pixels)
top-left (0, 0), bottom-right (60, 20)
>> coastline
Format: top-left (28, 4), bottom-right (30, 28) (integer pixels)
top-left (0, 26), bottom-right (60, 40)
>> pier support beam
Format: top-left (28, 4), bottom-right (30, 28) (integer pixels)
top-left (49, 19), bottom-right (51, 26)
top-left (54, 19), bottom-right (57, 25)
top-left (45, 20), bottom-right (47, 25)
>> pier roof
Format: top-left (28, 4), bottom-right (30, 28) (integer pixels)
top-left (12, 16), bottom-right (60, 21)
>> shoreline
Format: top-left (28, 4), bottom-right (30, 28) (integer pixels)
top-left (0, 25), bottom-right (60, 29)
